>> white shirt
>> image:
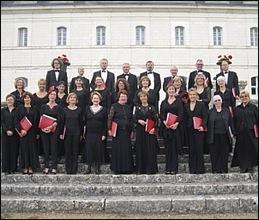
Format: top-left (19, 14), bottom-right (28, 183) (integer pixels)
top-left (224, 71), bottom-right (229, 84)
top-left (124, 73), bottom-right (130, 81)
top-left (101, 69), bottom-right (108, 83)
top-left (147, 71), bottom-right (155, 90)
top-left (54, 70), bottom-right (59, 81)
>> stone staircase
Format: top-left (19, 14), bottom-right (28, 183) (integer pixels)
top-left (1, 141), bottom-right (258, 214)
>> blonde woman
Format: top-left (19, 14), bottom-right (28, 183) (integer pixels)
top-left (11, 78), bottom-right (26, 107)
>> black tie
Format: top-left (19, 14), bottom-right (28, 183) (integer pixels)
top-left (102, 70), bottom-right (106, 72)
top-left (148, 72), bottom-right (152, 74)
top-left (225, 71), bottom-right (228, 74)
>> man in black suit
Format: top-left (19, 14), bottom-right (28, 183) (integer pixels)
top-left (69, 67), bottom-right (90, 93)
top-left (215, 59), bottom-right (239, 97)
top-left (117, 63), bottom-right (138, 106)
top-left (90, 58), bottom-right (115, 93)
top-left (188, 59), bottom-right (213, 90)
top-left (163, 65), bottom-right (187, 92)
top-left (139, 61), bottom-right (161, 108)
top-left (46, 58), bottom-right (68, 93)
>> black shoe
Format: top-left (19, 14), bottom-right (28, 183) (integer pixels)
top-left (23, 169), bottom-right (28, 175)
top-left (247, 167), bottom-right (254, 173)
top-left (240, 169), bottom-right (248, 173)
top-left (43, 168), bottom-right (49, 174)
top-left (85, 166), bottom-right (91, 174)
top-left (51, 169), bottom-right (57, 174)
top-left (170, 171), bottom-right (177, 175)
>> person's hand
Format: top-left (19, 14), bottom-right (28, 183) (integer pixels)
top-left (59, 134), bottom-right (64, 140)
top-left (42, 128), bottom-right (51, 133)
top-left (102, 136), bottom-right (106, 141)
top-left (6, 130), bottom-right (13, 136)
top-left (149, 128), bottom-right (155, 135)
top-left (170, 122), bottom-right (179, 130)
top-left (163, 121), bottom-right (170, 129)
top-left (198, 126), bottom-right (204, 132)
top-left (108, 130), bottom-right (112, 137)
top-left (138, 120), bottom-right (146, 126)
top-left (21, 130), bottom-right (27, 136)
top-left (130, 132), bottom-right (134, 139)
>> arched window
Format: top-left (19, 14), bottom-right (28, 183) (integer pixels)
top-left (250, 27), bottom-right (258, 46)
top-left (213, 26), bottom-right (223, 46)
top-left (136, 26), bottom-right (145, 45)
top-left (57, 26), bottom-right (67, 46)
top-left (96, 26), bottom-right (106, 45)
top-left (175, 26), bottom-right (184, 45)
top-left (18, 27), bottom-right (28, 47)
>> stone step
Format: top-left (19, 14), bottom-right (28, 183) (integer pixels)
top-left (1, 182), bottom-right (257, 197)
top-left (1, 194), bottom-right (257, 213)
top-left (34, 163), bottom-right (258, 174)
top-left (43, 154), bottom-right (234, 164)
top-left (1, 173), bottom-right (258, 184)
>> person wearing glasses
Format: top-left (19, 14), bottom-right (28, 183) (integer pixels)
top-left (207, 95), bottom-right (235, 173)
top-left (231, 90), bottom-right (258, 173)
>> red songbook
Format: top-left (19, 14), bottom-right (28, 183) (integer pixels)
top-left (254, 124), bottom-right (259, 138)
top-left (193, 117), bottom-right (207, 131)
top-left (39, 114), bottom-right (57, 133)
top-left (145, 119), bottom-right (155, 133)
top-left (20, 116), bottom-right (32, 131)
top-left (165, 113), bottom-right (178, 127)
top-left (111, 121), bottom-right (118, 137)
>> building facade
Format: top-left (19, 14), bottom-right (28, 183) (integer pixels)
top-left (1, 1), bottom-right (258, 102)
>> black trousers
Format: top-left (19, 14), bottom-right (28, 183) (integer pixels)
top-left (1, 133), bottom-right (19, 173)
top-left (64, 134), bottom-right (80, 174)
top-left (188, 128), bottom-right (205, 174)
top-left (41, 132), bottom-right (58, 170)
top-left (210, 133), bottom-right (229, 173)
top-left (164, 138), bottom-right (178, 173)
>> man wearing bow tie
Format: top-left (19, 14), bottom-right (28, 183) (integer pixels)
top-left (117, 63), bottom-right (138, 109)
top-left (46, 58), bottom-right (68, 93)
top-left (215, 59), bottom-right (239, 98)
top-left (139, 61), bottom-right (161, 109)
top-left (90, 58), bottom-right (115, 93)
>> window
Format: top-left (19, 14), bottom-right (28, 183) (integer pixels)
top-left (251, 76), bottom-right (258, 95)
top-left (213, 26), bottom-right (223, 46)
top-left (250, 27), bottom-right (258, 46)
top-left (136, 26), bottom-right (145, 45)
top-left (57, 27), bottom-right (67, 46)
top-left (96, 26), bottom-right (106, 45)
top-left (175, 26), bottom-right (184, 45)
top-left (18, 27), bottom-right (28, 47)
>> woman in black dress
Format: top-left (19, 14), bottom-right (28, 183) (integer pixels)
top-left (134, 90), bottom-right (158, 174)
top-left (40, 90), bottom-right (63, 174)
top-left (231, 90), bottom-right (258, 173)
top-left (111, 78), bottom-right (131, 106)
top-left (1, 94), bottom-right (19, 174)
top-left (33, 79), bottom-right (49, 156)
top-left (207, 95), bottom-right (234, 173)
top-left (134, 76), bottom-right (158, 112)
top-left (184, 88), bottom-right (208, 174)
top-left (11, 78), bottom-right (26, 107)
top-left (92, 76), bottom-right (111, 163)
top-left (85, 91), bottom-right (107, 174)
top-left (108, 90), bottom-right (134, 174)
top-left (15, 92), bottom-right (39, 174)
top-left (160, 83), bottom-right (183, 174)
top-left (61, 93), bottom-right (84, 174)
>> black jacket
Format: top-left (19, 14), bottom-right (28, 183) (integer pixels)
top-left (188, 70), bottom-right (213, 90)
top-left (163, 76), bottom-right (187, 92)
top-left (117, 73), bottom-right (138, 102)
top-left (139, 71), bottom-right (161, 99)
top-left (90, 70), bottom-right (115, 93)
top-left (215, 71), bottom-right (239, 96)
top-left (207, 107), bottom-right (235, 144)
top-left (69, 76), bottom-right (90, 93)
top-left (46, 70), bottom-right (68, 93)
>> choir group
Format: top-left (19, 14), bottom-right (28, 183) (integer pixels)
top-left (1, 56), bottom-right (258, 175)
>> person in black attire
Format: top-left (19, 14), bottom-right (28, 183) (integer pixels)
top-left (134, 76), bottom-right (158, 112)
top-left (215, 57), bottom-right (239, 99)
top-left (15, 92), bottom-right (39, 174)
top-left (69, 67), bottom-right (90, 93)
top-left (160, 84), bottom-right (183, 174)
top-left (139, 61), bottom-right (161, 110)
top-left (214, 76), bottom-right (236, 114)
top-left (231, 91), bottom-right (258, 173)
top-left (117, 63), bottom-right (138, 109)
top-left (108, 90), bottom-right (134, 174)
top-left (56, 81), bottom-right (68, 108)
top-left (184, 88), bottom-right (208, 174)
top-left (188, 59), bottom-right (213, 90)
top-left (163, 65), bottom-right (186, 92)
top-left (40, 90), bottom-right (63, 175)
top-left (33, 79), bottom-right (49, 157)
top-left (111, 78), bottom-right (130, 106)
top-left (11, 78), bottom-right (26, 107)
top-left (84, 91), bottom-right (107, 174)
top-left (207, 95), bottom-right (235, 173)
top-left (46, 58), bottom-right (68, 93)
top-left (61, 93), bottom-right (84, 174)
top-left (134, 90), bottom-right (158, 174)
top-left (90, 58), bottom-right (115, 93)
top-left (1, 94), bottom-right (19, 174)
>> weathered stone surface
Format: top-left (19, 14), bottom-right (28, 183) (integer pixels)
top-left (38, 199), bottom-right (75, 212)
top-left (239, 195), bottom-right (258, 212)
top-left (1, 197), bottom-right (38, 212)
top-left (171, 196), bottom-right (205, 213)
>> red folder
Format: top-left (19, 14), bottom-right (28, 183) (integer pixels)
top-left (193, 117), bottom-right (207, 131)
top-left (165, 113), bottom-right (178, 127)
top-left (16, 116), bottom-right (32, 137)
top-left (254, 124), bottom-right (258, 138)
top-left (39, 114), bottom-right (57, 133)
top-left (111, 121), bottom-right (118, 137)
top-left (145, 119), bottom-right (155, 133)
top-left (15, 128), bottom-right (23, 138)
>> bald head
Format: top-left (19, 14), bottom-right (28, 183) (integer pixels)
top-left (170, 65), bottom-right (178, 77)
